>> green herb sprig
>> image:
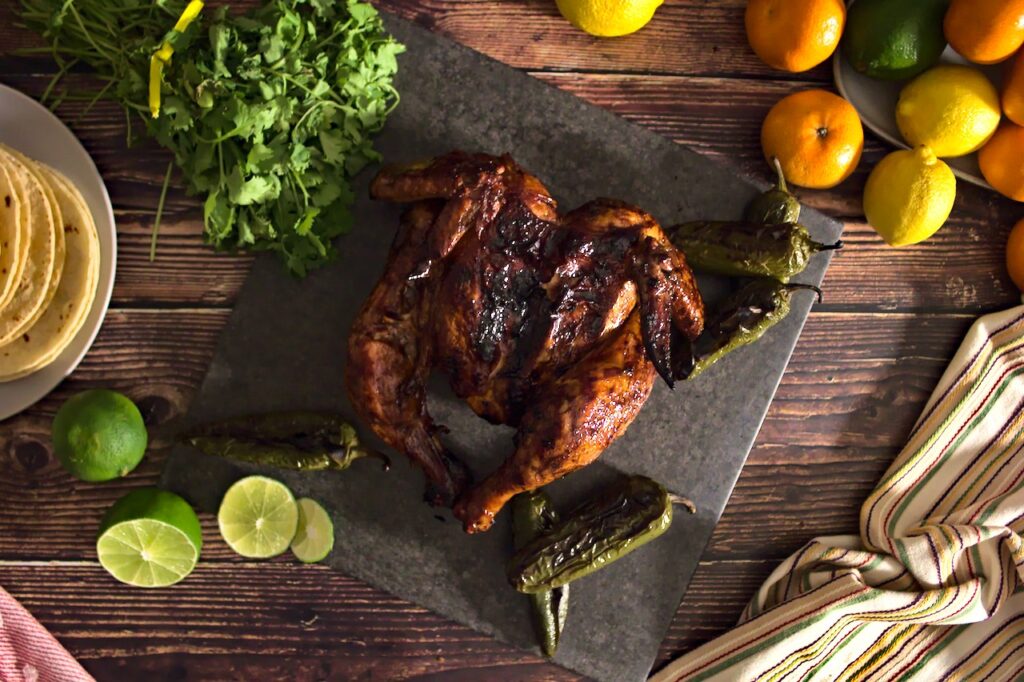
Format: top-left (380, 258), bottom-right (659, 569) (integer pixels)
top-left (18, 0), bottom-right (404, 275)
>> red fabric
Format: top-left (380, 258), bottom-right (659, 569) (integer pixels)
top-left (0, 586), bottom-right (92, 682)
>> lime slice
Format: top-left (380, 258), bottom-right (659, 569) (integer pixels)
top-left (217, 475), bottom-right (298, 558)
top-left (290, 498), bottom-right (335, 563)
top-left (96, 488), bottom-right (202, 588)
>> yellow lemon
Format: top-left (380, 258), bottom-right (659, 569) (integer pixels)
top-left (895, 65), bottom-right (1001, 158)
top-left (556, 0), bottom-right (663, 37)
top-left (863, 146), bottom-right (956, 246)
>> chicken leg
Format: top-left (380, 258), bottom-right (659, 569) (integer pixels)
top-left (346, 201), bottom-right (470, 505)
top-left (452, 311), bottom-right (658, 532)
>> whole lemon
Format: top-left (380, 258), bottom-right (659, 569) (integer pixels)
top-left (864, 146), bottom-right (956, 247)
top-left (896, 65), bottom-right (1001, 158)
top-left (556, 0), bottom-right (663, 37)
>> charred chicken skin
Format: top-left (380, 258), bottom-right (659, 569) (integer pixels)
top-left (346, 152), bottom-right (704, 533)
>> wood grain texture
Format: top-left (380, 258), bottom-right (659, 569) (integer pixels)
top-left (1, 0), bottom-right (1021, 679)
top-left (0, 558), bottom-right (769, 678)
top-left (0, 0), bottom-right (821, 80)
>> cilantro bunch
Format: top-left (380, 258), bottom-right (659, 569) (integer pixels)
top-left (19, 0), bottom-right (404, 275)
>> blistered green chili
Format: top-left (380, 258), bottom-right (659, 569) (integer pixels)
top-left (183, 411), bottom-right (387, 471)
top-left (507, 476), bottom-right (695, 594)
top-left (669, 221), bottom-right (841, 283)
top-left (744, 157), bottom-right (801, 225)
top-left (676, 279), bottom-right (822, 381)
top-left (512, 491), bottom-right (569, 657)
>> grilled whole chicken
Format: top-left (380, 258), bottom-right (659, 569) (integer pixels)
top-left (346, 152), bottom-right (704, 533)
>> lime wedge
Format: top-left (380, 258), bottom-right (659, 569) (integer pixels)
top-left (291, 498), bottom-right (334, 563)
top-left (96, 488), bottom-right (202, 588)
top-left (217, 475), bottom-right (298, 558)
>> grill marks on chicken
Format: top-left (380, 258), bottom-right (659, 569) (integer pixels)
top-left (346, 152), bottom-right (705, 532)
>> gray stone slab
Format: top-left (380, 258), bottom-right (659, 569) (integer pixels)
top-left (161, 13), bottom-right (842, 682)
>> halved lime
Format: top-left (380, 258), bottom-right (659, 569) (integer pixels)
top-left (217, 475), bottom-right (298, 558)
top-left (96, 488), bottom-right (202, 588)
top-left (290, 498), bottom-right (334, 563)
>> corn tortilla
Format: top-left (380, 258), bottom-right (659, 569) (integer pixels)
top-left (0, 147), bottom-right (57, 346)
top-left (0, 164), bottom-right (99, 381)
top-left (0, 158), bottom-right (26, 311)
top-left (1, 145), bottom-right (66, 337)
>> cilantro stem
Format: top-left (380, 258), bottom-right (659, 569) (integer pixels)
top-left (75, 78), bottom-right (116, 122)
top-left (40, 56), bottom-right (78, 105)
top-left (289, 168), bottom-right (310, 208)
top-left (291, 100), bottom-right (338, 136)
top-left (150, 160), bottom-right (174, 262)
top-left (311, 19), bottom-right (354, 51)
top-left (67, 4), bottom-right (119, 63)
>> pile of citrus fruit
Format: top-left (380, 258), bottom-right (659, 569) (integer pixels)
top-left (52, 388), bottom-right (335, 588)
top-left (745, 0), bottom-right (1024, 293)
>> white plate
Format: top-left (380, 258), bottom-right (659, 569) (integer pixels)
top-left (834, 26), bottom-right (1006, 190)
top-left (0, 83), bottom-right (116, 420)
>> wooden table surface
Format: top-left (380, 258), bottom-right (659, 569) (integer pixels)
top-left (1, 1), bottom-right (1022, 680)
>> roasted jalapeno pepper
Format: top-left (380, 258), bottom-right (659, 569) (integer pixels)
top-left (183, 411), bottom-right (387, 471)
top-left (507, 476), bottom-right (695, 594)
top-left (745, 157), bottom-right (801, 225)
top-left (669, 221), bottom-right (842, 283)
top-left (675, 280), bottom-right (822, 381)
top-left (512, 491), bottom-right (569, 657)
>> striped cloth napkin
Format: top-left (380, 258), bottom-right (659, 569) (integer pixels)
top-left (654, 303), bottom-right (1024, 682)
top-left (0, 585), bottom-right (92, 681)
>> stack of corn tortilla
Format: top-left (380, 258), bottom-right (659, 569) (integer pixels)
top-left (0, 145), bottom-right (100, 382)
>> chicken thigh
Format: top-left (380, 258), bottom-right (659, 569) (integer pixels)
top-left (346, 152), bottom-right (704, 532)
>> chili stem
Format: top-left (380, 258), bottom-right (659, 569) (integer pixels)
top-left (785, 283), bottom-right (823, 304)
top-left (668, 493), bottom-right (697, 514)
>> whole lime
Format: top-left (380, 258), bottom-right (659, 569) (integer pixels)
top-left (52, 389), bottom-right (148, 482)
top-left (842, 0), bottom-right (948, 81)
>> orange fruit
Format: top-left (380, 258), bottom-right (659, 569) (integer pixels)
top-left (1003, 49), bottom-right (1024, 126)
top-left (1008, 218), bottom-right (1024, 292)
top-left (745, 0), bottom-right (845, 73)
top-left (944, 0), bottom-right (1024, 65)
top-left (978, 123), bottom-right (1024, 202)
top-left (761, 89), bottom-right (864, 189)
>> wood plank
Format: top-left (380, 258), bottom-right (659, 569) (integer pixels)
top-left (658, 559), bottom-right (777, 664)
top-left (0, 558), bottom-right (769, 678)
top-left (0, 562), bottom-right (578, 681)
top-left (85, 655), bottom-right (582, 682)
top-left (378, 0), bottom-right (832, 80)
top-left (0, 309), bottom-right (966, 562)
top-left (0, 0), bottom-right (829, 81)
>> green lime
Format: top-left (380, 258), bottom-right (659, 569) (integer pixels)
top-left (290, 498), bottom-right (334, 563)
top-left (842, 0), bottom-right (949, 81)
top-left (96, 488), bottom-right (202, 588)
top-left (217, 476), bottom-right (298, 559)
top-left (52, 389), bottom-right (148, 482)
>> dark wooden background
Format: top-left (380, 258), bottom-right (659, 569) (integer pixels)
top-left (1, 1), bottom-right (1021, 680)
